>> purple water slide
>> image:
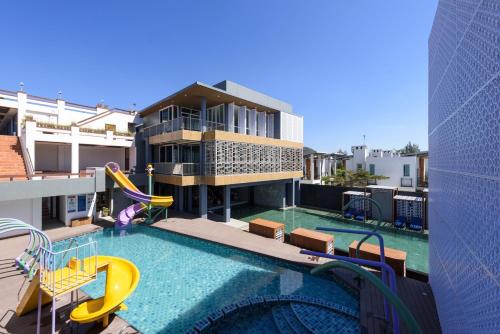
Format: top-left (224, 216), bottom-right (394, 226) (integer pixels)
top-left (116, 203), bottom-right (146, 227)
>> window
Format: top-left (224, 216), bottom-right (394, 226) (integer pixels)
top-left (234, 107), bottom-right (239, 130)
top-left (369, 164), bottom-right (375, 175)
top-left (356, 163), bottom-right (362, 170)
top-left (105, 124), bottom-right (116, 132)
top-left (403, 164), bottom-right (410, 177)
top-left (77, 195), bottom-right (86, 212)
top-left (207, 104), bottom-right (224, 125)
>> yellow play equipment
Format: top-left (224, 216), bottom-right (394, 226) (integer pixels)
top-left (70, 256), bottom-right (140, 327)
top-left (16, 239), bottom-right (140, 334)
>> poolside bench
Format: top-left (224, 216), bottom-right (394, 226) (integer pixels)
top-left (349, 240), bottom-right (407, 276)
top-left (249, 218), bottom-right (285, 242)
top-left (71, 216), bottom-right (92, 227)
top-left (290, 228), bottom-right (334, 254)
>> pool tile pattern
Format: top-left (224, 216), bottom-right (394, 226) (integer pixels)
top-left (54, 226), bottom-right (358, 334)
top-left (428, 0), bottom-right (500, 333)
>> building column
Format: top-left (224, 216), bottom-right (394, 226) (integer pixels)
top-left (223, 186), bottom-right (231, 223)
top-left (309, 156), bottom-right (314, 181)
top-left (200, 96), bottom-right (207, 132)
top-left (178, 186), bottom-right (184, 212)
top-left (16, 91), bottom-right (27, 136)
top-left (286, 181), bottom-right (295, 207)
top-left (24, 120), bottom-right (36, 171)
top-left (295, 180), bottom-right (300, 206)
top-left (199, 184), bottom-right (207, 219)
top-left (226, 103), bottom-right (234, 132)
top-left (71, 126), bottom-right (79, 175)
top-left (187, 186), bottom-right (193, 212)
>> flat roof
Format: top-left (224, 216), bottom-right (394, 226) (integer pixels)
top-left (140, 80), bottom-right (293, 116)
top-left (394, 195), bottom-right (423, 201)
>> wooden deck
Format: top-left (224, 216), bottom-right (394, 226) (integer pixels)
top-left (334, 268), bottom-right (441, 334)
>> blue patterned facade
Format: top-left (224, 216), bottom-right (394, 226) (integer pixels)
top-left (428, 0), bottom-right (499, 333)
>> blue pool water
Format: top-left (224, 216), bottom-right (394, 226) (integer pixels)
top-left (54, 225), bottom-right (358, 333)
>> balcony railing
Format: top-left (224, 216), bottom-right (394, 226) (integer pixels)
top-left (153, 162), bottom-right (200, 176)
top-left (143, 117), bottom-right (201, 137)
top-left (400, 177), bottom-right (413, 187)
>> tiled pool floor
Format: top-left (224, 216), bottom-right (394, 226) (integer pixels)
top-left (232, 205), bottom-right (429, 273)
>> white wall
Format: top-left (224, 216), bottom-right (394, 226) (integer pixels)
top-left (0, 198), bottom-right (42, 237)
top-left (58, 193), bottom-right (96, 226)
top-left (79, 111), bottom-right (134, 133)
top-left (365, 156), bottom-right (417, 189)
top-left (80, 146), bottom-right (125, 170)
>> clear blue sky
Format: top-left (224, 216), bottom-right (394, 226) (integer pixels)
top-left (1, 0), bottom-right (437, 152)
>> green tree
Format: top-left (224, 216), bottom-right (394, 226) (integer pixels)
top-left (398, 141), bottom-right (420, 154)
top-left (322, 167), bottom-right (388, 187)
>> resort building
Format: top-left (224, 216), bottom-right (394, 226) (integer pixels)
top-left (345, 145), bottom-right (428, 191)
top-left (428, 0), bottom-right (499, 332)
top-left (302, 151), bottom-right (345, 184)
top-left (138, 80), bottom-right (304, 222)
top-left (0, 88), bottom-right (138, 229)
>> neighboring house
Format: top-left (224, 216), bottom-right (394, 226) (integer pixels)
top-left (0, 88), bottom-right (138, 229)
top-left (138, 80), bottom-right (304, 222)
top-left (345, 145), bottom-right (428, 191)
top-left (302, 152), bottom-right (344, 184)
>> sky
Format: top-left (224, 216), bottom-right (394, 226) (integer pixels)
top-left (1, 0), bottom-right (438, 152)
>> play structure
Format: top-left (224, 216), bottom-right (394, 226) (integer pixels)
top-left (0, 218), bottom-right (51, 279)
top-left (105, 162), bottom-right (174, 228)
top-left (0, 218), bottom-right (140, 333)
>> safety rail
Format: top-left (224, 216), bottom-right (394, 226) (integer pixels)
top-left (38, 241), bottom-right (98, 297)
top-left (310, 260), bottom-right (422, 334)
top-left (153, 162), bottom-right (200, 176)
top-left (143, 116), bottom-right (201, 137)
top-left (0, 171), bottom-right (95, 182)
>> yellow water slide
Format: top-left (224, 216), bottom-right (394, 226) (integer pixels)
top-left (70, 256), bottom-right (140, 327)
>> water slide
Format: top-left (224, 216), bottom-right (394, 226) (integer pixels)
top-left (105, 162), bottom-right (173, 227)
top-left (70, 256), bottom-right (140, 327)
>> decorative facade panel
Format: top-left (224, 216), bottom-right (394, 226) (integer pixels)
top-left (428, 1), bottom-right (499, 333)
top-left (204, 140), bottom-right (302, 176)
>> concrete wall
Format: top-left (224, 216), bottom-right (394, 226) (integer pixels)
top-left (365, 156), bottom-right (417, 190)
top-left (0, 198), bottom-right (42, 237)
top-left (80, 146), bottom-right (125, 170)
top-left (253, 182), bottom-right (286, 208)
top-left (35, 142), bottom-right (60, 171)
top-left (428, 1), bottom-right (499, 333)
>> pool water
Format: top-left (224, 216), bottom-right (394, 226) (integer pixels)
top-left (54, 225), bottom-right (358, 334)
top-left (232, 205), bottom-right (429, 273)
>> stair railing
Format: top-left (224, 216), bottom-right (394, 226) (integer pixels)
top-left (309, 259), bottom-right (422, 334)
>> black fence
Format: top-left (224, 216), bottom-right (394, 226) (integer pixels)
top-left (299, 184), bottom-right (428, 227)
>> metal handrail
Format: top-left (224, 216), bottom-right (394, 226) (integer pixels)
top-left (309, 260), bottom-right (422, 334)
top-left (301, 249), bottom-right (399, 333)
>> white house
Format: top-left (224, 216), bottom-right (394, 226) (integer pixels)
top-left (345, 145), bottom-right (428, 191)
top-left (0, 88), bottom-right (138, 229)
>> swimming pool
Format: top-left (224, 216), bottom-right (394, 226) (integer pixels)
top-left (54, 225), bottom-right (358, 333)
top-left (232, 205), bottom-right (429, 273)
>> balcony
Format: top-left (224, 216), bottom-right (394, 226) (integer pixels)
top-left (154, 162), bottom-right (200, 176)
top-left (401, 177), bottom-right (413, 187)
top-left (144, 117), bottom-right (201, 137)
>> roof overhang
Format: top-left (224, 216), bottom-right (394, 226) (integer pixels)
top-left (140, 82), bottom-right (283, 117)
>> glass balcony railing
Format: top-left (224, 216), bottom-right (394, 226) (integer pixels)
top-left (143, 117), bottom-right (201, 137)
top-left (153, 162), bottom-right (200, 176)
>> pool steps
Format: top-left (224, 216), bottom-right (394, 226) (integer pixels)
top-left (188, 294), bottom-right (359, 333)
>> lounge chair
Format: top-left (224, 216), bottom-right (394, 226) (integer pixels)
top-left (354, 210), bottom-right (365, 221)
top-left (409, 217), bottom-right (423, 231)
top-left (343, 208), bottom-right (356, 219)
top-left (394, 216), bottom-right (406, 228)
